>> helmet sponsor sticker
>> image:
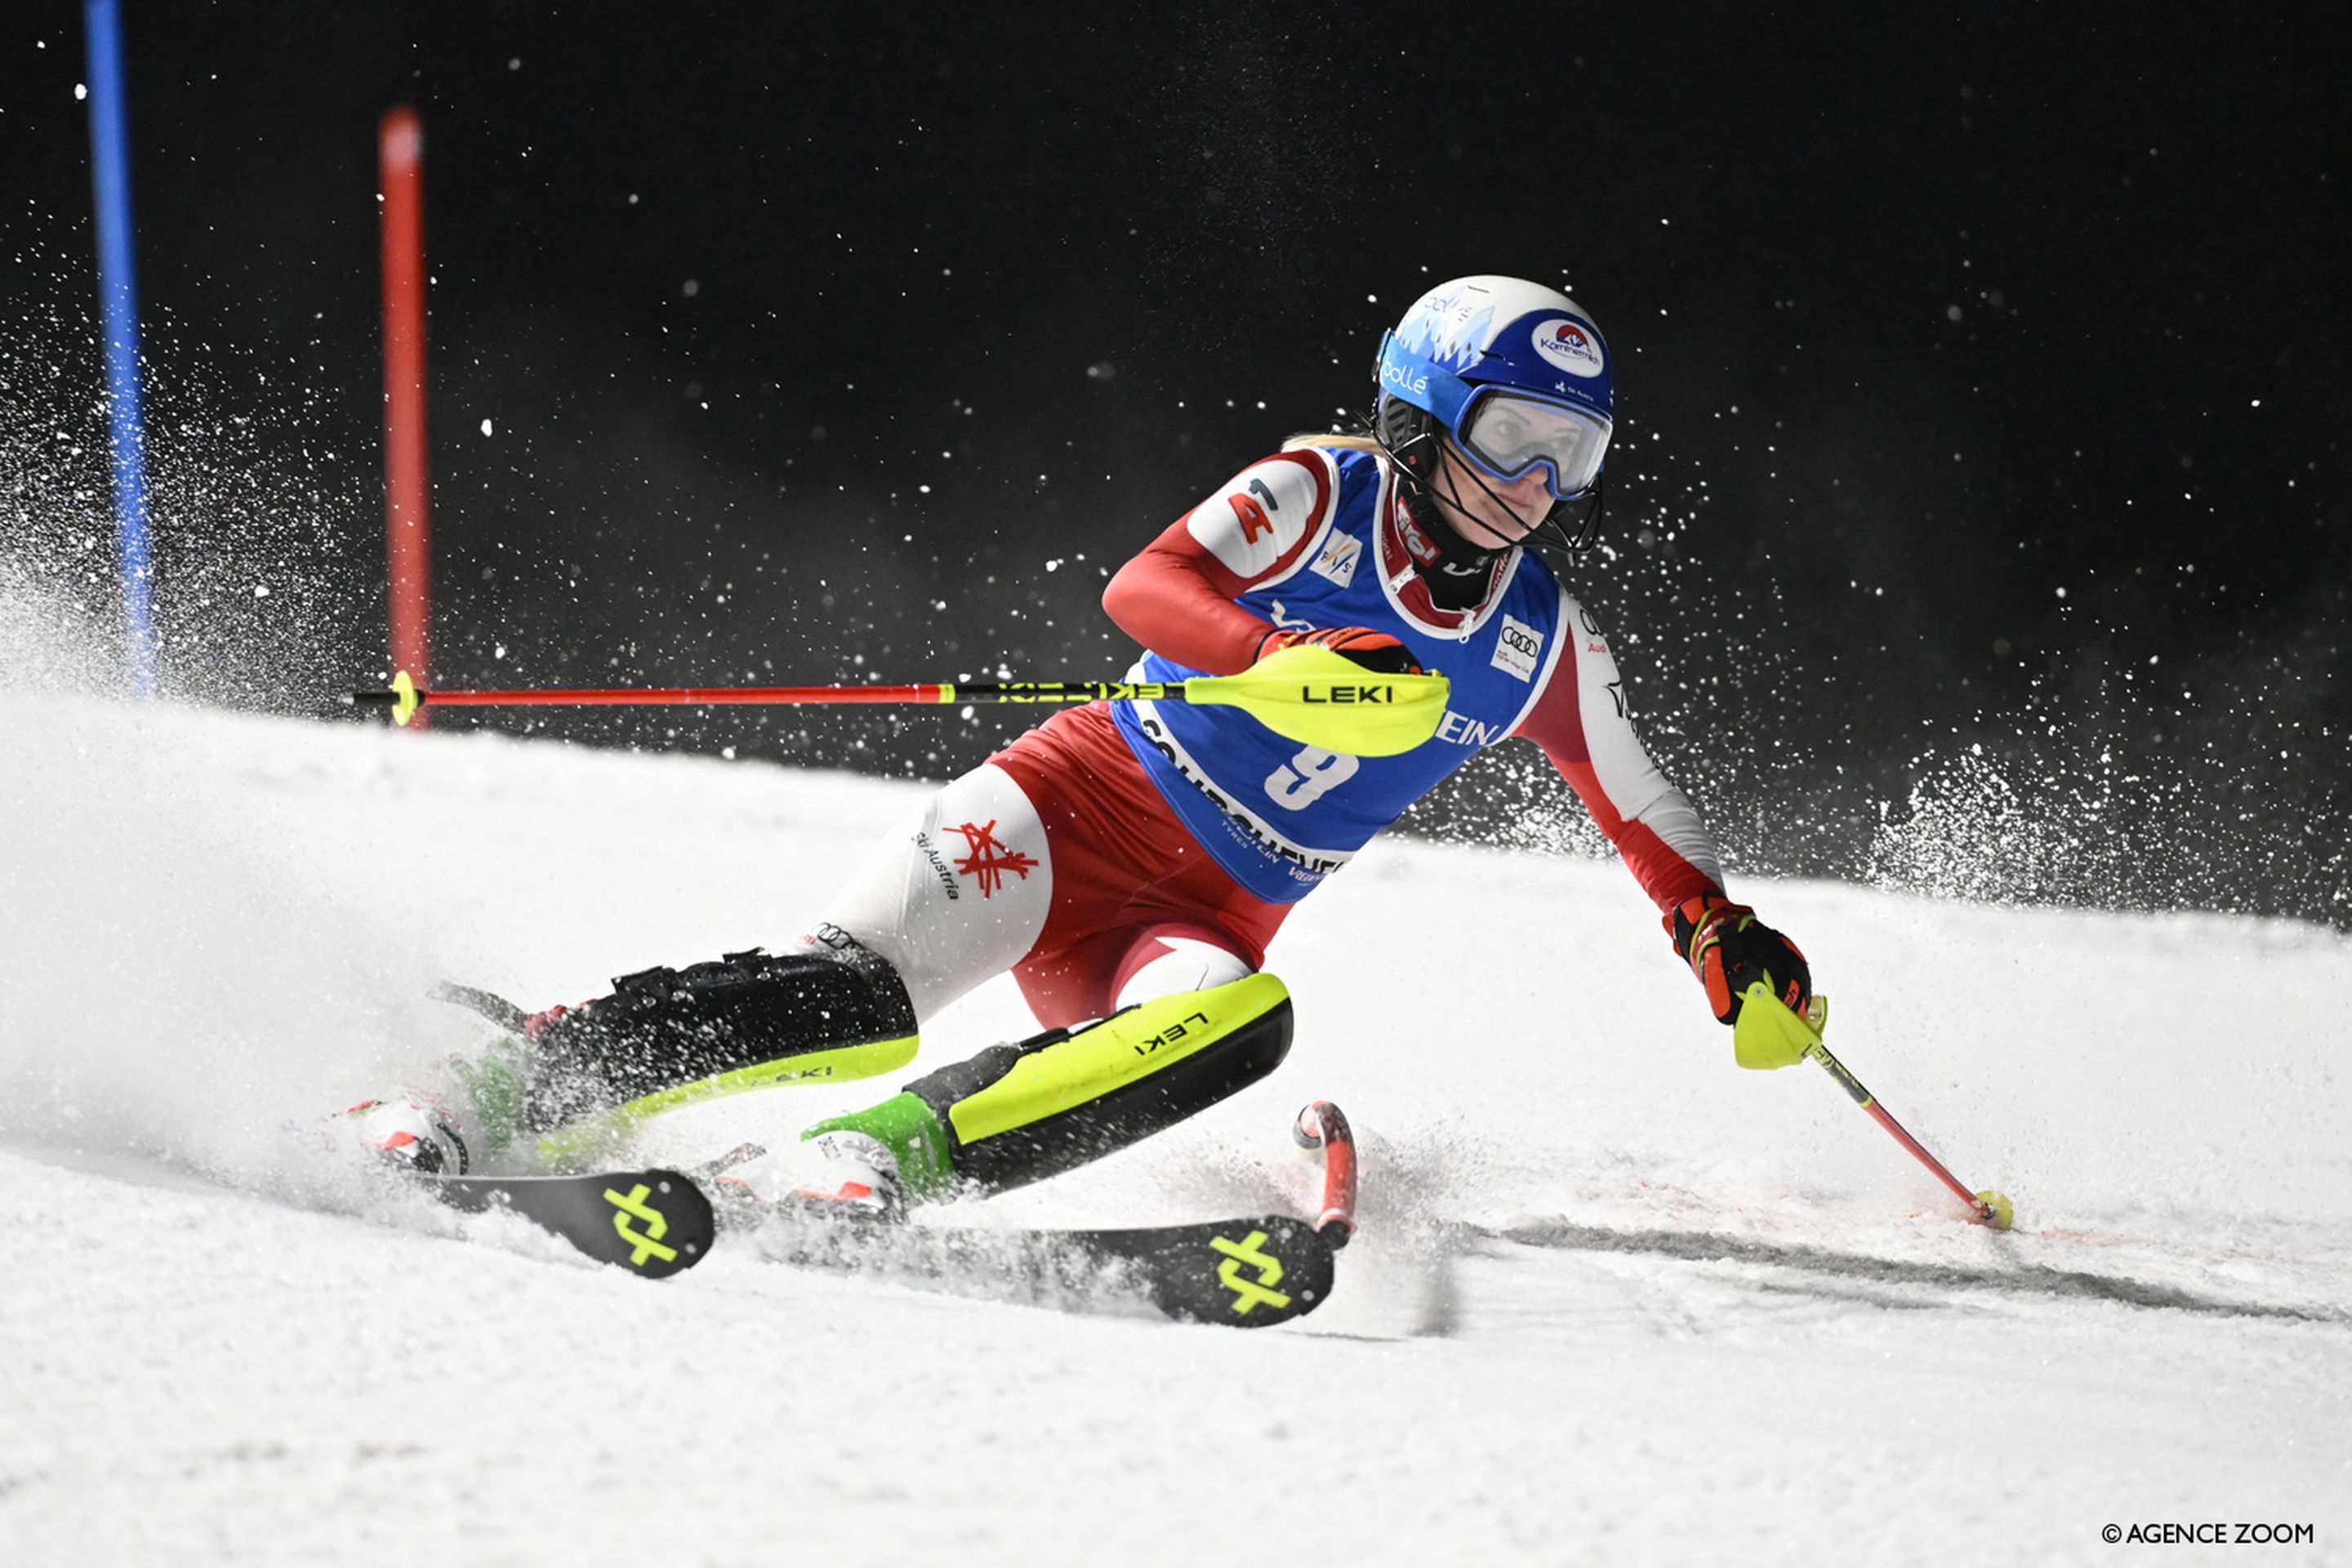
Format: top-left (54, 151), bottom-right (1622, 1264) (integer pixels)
top-left (1532, 318), bottom-right (1606, 377)
top-left (1493, 615), bottom-right (1544, 681)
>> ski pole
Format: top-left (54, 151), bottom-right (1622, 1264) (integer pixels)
top-left (347, 644), bottom-right (1453, 758)
top-left (1736, 982), bottom-right (2014, 1229)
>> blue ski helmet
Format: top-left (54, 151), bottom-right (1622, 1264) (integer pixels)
top-left (1374, 275), bottom-right (1613, 550)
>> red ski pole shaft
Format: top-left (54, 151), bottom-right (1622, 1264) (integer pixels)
top-left (346, 649), bottom-right (1458, 758)
top-left (346, 671), bottom-right (1174, 727)
top-left (1803, 1044), bottom-right (1987, 1212)
top-left (1802, 1033), bottom-right (2000, 1224)
top-left (1740, 987), bottom-right (2007, 1227)
top-left (372, 683), bottom-right (955, 710)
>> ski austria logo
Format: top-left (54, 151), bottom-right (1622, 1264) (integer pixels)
top-left (1532, 318), bottom-right (1605, 377)
top-left (946, 820), bottom-right (1038, 898)
top-left (1492, 615), bottom-right (1544, 681)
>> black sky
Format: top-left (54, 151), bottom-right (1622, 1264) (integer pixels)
top-left (4, 6), bottom-right (2345, 921)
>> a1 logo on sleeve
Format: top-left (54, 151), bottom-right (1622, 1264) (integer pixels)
top-left (1492, 614), bottom-right (1544, 680)
top-left (1185, 458), bottom-right (1321, 578)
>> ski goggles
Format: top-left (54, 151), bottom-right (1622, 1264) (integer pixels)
top-left (1452, 387), bottom-right (1611, 500)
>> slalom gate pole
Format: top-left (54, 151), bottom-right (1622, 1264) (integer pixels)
top-left (82, 0), bottom-right (158, 697)
top-left (345, 646), bottom-right (1454, 757)
top-left (380, 106), bottom-right (433, 723)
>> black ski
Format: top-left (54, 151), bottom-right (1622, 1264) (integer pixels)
top-left (423, 1167), bottom-right (716, 1280)
top-left (740, 1208), bottom-right (1336, 1326)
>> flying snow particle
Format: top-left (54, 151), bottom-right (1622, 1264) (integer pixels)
top-left (479, 418), bottom-right (493, 436)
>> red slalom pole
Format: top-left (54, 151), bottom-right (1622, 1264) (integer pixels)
top-left (380, 106), bottom-right (431, 723)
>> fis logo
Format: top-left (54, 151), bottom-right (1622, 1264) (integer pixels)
top-left (1308, 533), bottom-right (1361, 588)
top-left (1209, 1229), bottom-right (1292, 1315)
top-left (605, 1183), bottom-right (679, 1269)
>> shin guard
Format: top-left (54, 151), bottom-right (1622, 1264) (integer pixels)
top-left (805, 973), bottom-right (1293, 1200)
top-left (527, 927), bottom-right (920, 1156)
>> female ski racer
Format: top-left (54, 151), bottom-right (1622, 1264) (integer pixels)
top-left (341, 275), bottom-right (1812, 1209)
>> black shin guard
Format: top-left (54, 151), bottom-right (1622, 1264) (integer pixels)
top-left (526, 925), bottom-right (919, 1129)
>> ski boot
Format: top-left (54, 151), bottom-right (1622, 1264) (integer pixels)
top-left (326, 1015), bottom-right (536, 1178)
top-left (332, 1094), bottom-right (470, 1175)
top-left (704, 1131), bottom-right (906, 1223)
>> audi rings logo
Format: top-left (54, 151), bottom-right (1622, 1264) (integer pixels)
top-left (1533, 318), bottom-right (1605, 376)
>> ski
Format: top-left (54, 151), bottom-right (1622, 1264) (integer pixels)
top-left (422, 1167), bottom-right (716, 1280)
top-left (739, 1208), bottom-right (1337, 1327)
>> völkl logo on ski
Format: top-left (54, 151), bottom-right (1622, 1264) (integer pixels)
top-left (605, 1183), bottom-right (679, 1268)
top-left (1209, 1229), bottom-right (1290, 1315)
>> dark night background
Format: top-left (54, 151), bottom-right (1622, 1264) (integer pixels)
top-left (4, 6), bottom-right (2345, 924)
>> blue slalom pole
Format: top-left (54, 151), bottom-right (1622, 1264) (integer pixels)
top-left (83, 0), bottom-right (158, 697)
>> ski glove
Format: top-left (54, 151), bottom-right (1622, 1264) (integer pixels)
top-left (1255, 624), bottom-right (1423, 675)
top-left (1667, 893), bottom-right (1811, 1026)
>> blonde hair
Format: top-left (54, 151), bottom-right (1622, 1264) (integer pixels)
top-left (1280, 431), bottom-right (1385, 455)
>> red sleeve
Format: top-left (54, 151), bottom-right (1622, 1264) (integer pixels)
top-left (1515, 635), bottom-right (1726, 914)
top-left (1102, 452), bottom-right (1335, 675)
top-left (1100, 527), bottom-right (1276, 675)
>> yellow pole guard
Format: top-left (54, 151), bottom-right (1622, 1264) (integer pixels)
top-left (1732, 982), bottom-right (1831, 1071)
top-left (1187, 644), bottom-right (1450, 757)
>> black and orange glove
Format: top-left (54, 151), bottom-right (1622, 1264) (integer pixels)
top-left (1666, 893), bottom-right (1811, 1025)
top-left (1254, 625), bottom-right (1423, 675)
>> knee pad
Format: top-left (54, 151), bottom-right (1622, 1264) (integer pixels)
top-left (810, 973), bottom-right (1293, 1198)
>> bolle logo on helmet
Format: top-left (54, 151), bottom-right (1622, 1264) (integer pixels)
top-left (1381, 359), bottom-right (1428, 397)
top-left (1533, 318), bottom-right (1606, 377)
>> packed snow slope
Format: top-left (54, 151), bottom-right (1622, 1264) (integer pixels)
top-left (2, 692), bottom-right (2347, 1567)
